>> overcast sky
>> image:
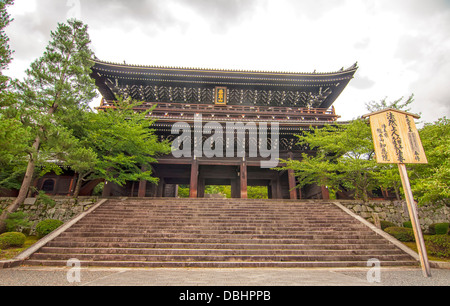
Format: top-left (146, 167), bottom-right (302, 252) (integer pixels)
top-left (4, 0), bottom-right (450, 124)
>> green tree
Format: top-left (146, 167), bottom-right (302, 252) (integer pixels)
top-left (0, 19), bottom-right (97, 233)
top-left (365, 94), bottom-right (415, 114)
top-left (278, 119), bottom-right (378, 201)
top-left (411, 117), bottom-right (450, 205)
top-left (67, 97), bottom-right (171, 197)
top-left (0, 0), bottom-right (13, 92)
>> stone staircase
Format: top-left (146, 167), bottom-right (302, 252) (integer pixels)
top-left (25, 198), bottom-right (417, 268)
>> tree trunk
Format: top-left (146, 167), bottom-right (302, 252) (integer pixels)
top-left (72, 172), bottom-right (89, 199)
top-left (0, 135), bottom-right (40, 233)
top-left (0, 104), bottom-right (58, 233)
top-left (394, 182), bottom-right (401, 201)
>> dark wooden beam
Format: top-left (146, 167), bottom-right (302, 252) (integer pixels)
top-left (240, 161), bottom-right (248, 199)
top-left (189, 160), bottom-right (198, 198)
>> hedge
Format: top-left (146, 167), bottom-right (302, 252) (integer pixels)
top-left (384, 227), bottom-right (415, 242)
top-left (425, 235), bottom-right (450, 258)
top-left (380, 221), bottom-right (397, 230)
top-left (35, 219), bottom-right (64, 239)
top-left (0, 232), bottom-right (26, 249)
top-left (429, 223), bottom-right (450, 235)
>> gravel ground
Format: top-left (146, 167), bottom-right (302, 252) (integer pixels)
top-left (336, 268), bottom-right (450, 286)
top-left (0, 267), bottom-right (448, 286)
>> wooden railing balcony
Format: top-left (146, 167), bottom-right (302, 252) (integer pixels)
top-left (97, 100), bottom-right (340, 123)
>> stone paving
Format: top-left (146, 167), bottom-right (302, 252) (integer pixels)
top-left (0, 267), bottom-right (448, 286)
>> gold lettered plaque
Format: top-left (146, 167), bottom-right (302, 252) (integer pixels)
top-left (215, 87), bottom-right (227, 105)
top-left (363, 109), bottom-right (428, 164)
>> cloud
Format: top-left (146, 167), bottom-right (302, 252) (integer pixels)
top-left (350, 75), bottom-right (376, 90)
top-left (3, 0), bottom-right (450, 124)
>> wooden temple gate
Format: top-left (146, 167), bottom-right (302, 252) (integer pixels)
top-left (35, 60), bottom-right (359, 199)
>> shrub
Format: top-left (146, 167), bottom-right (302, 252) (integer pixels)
top-left (429, 223), bottom-right (450, 235)
top-left (5, 212), bottom-right (32, 233)
top-left (384, 227), bottom-right (415, 242)
top-left (0, 232), bottom-right (26, 249)
top-left (425, 235), bottom-right (450, 258)
top-left (403, 221), bottom-right (412, 229)
top-left (36, 191), bottom-right (56, 208)
top-left (35, 219), bottom-right (64, 238)
top-left (380, 221), bottom-right (396, 230)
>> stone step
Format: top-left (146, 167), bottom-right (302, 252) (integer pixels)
top-left (38, 247), bottom-right (407, 256)
top-left (45, 241), bottom-right (400, 251)
top-left (74, 218), bottom-right (360, 225)
top-left (64, 226), bottom-right (369, 234)
top-left (30, 252), bottom-right (415, 263)
top-left (25, 260), bottom-right (418, 268)
top-left (58, 231), bottom-right (382, 240)
top-left (25, 198), bottom-right (417, 268)
top-left (48, 236), bottom-right (389, 245)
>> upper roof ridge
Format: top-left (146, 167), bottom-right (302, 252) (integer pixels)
top-left (92, 58), bottom-right (359, 76)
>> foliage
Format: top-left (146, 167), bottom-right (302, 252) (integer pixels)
top-left (0, 0), bottom-right (13, 91)
top-left (0, 18), bottom-right (98, 220)
top-left (205, 185), bottom-right (230, 198)
top-left (380, 221), bottom-right (397, 230)
top-left (365, 94), bottom-right (415, 114)
top-left (0, 117), bottom-right (34, 189)
top-left (277, 119), bottom-right (379, 201)
top-left (384, 227), bottom-right (415, 242)
top-left (4, 211), bottom-right (31, 233)
top-left (177, 185), bottom-right (190, 198)
top-left (36, 191), bottom-right (56, 208)
top-left (428, 223), bottom-right (450, 236)
top-left (35, 219), bottom-right (63, 238)
top-left (424, 235), bottom-right (450, 258)
top-left (0, 232), bottom-right (26, 249)
top-left (411, 117), bottom-right (450, 205)
top-left (403, 221), bottom-right (412, 229)
top-left (247, 186), bottom-right (269, 199)
top-left (67, 97), bottom-right (171, 194)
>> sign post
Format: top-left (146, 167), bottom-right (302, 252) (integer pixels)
top-left (362, 108), bottom-right (431, 277)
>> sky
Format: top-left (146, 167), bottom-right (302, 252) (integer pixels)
top-left (4, 0), bottom-right (450, 124)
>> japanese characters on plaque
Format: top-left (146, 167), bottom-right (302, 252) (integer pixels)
top-left (215, 87), bottom-right (227, 105)
top-left (367, 110), bottom-right (428, 164)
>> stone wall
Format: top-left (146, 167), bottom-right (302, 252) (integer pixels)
top-left (0, 197), bottom-right (98, 234)
top-left (336, 200), bottom-right (450, 232)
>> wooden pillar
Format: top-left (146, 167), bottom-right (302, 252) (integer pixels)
top-left (321, 186), bottom-right (330, 200)
top-left (288, 169), bottom-right (297, 200)
top-left (271, 176), bottom-right (282, 199)
top-left (157, 178), bottom-right (165, 197)
top-left (231, 179), bottom-right (240, 198)
top-left (198, 178), bottom-right (205, 198)
top-left (240, 161), bottom-right (248, 199)
top-left (102, 181), bottom-right (112, 197)
top-left (287, 153), bottom-right (297, 200)
top-left (67, 174), bottom-right (77, 196)
top-left (138, 179), bottom-right (147, 198)
top-left (276, 176), bottom-right (282, 199)
top-left (130, 181), bottom-right (135, 197)
top-left (138, 165), bottom-right (147, 198)
top-left (189, 160), bottom-right (198, 198)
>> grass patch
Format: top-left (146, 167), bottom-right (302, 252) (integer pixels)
top-left (0, 236), bottom-right (39, 261)
top-left (403, 235), bottom-right (450, 262)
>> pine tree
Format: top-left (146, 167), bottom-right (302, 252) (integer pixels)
top-left (0, 0), bottom-right (13, 91)
top-left (0, 19), bottom-right (97, 232)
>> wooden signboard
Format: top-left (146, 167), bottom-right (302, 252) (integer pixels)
top-left (366, 109), bottom-right (427, 164)
top-left (215, 87), bottom-right (227, 105)
top-left (363, 108), bottom-right (431, 278)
